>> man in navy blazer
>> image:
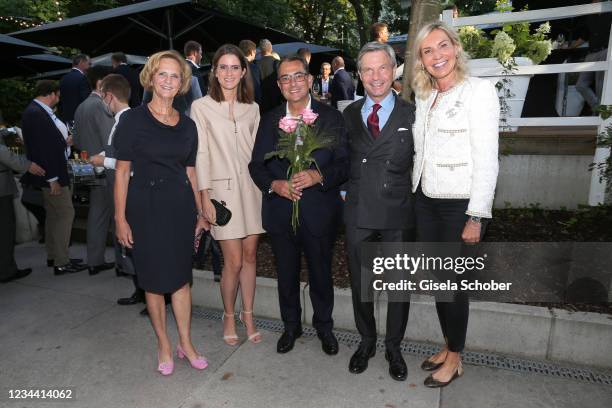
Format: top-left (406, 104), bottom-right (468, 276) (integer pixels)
top-left (111, 52), bottom-right (143, 108)
top-left (330, 56), bottom-right (355, 108)
top-left (249, 55), bottom-right (348, 355)
top-left (59, 54), bottom-right (91, 122)
top-left (21, 80), bottom-right (86, 275)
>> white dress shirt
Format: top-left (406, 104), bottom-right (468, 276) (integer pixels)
top-left (102, 107), bottom-right (130, 170)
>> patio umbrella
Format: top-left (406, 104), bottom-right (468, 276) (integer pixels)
top-left (1, 53), bottom-right (72, 79)
top-left (91, 53), bottom-right (148, 67)
top-left (255, 42), bottom-right (339, 59)
top-left (11, 0), bottom-right (300, 56)
top-left (0, 33), bottom-right (49, 57)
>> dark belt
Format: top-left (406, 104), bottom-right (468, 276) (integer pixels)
top-left (130, 176), bottom-right (190, 188)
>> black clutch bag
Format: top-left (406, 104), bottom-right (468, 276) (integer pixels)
top-left (211, 199), bottom-right (232, 226)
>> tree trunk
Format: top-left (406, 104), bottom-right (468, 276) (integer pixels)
top-left (314, 9), bottom-right (328, 44)
top-left (348, 0), bottom-right (368, 47)
top-left (402, 0), bottom-right (441, 101)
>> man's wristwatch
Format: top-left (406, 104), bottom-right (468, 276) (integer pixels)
top-left (469, 216), bottom-right (482, 224)
top-left (268, 183), bottom-right (274, 194)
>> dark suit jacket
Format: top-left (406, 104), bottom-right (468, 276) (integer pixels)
top-left (114, 63), bottom-right (143, 108)
top-left (343, 94), bottom-right (415, 230)
top-left (21, 101), bottom-right (70, 188)
top-left (59, 68), bottom-right (90, 122)
top-left (249, 62), bottom-right (262, 106)
top-left (187, 61), bottom-right (208, 97)
top-left (249, 98), bottom-right (349, 237)
top-left (330, 68), bottom-right (355, 108)
top-left (257, 56), bottom-right (282, 114)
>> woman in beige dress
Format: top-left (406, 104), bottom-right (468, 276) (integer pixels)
top-left (191, 44), bottom-right (264, 345)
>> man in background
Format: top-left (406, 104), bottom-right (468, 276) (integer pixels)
top-left (59, 54), bottom-right (91, 122)
top-left (111, 52), bottom-right (142, 107)
top-left (257, 39), bottom-right (282, 113)
top-left (571, 0), bottom-right (611, 112)
top-left (22, 80), bottom-right (87, 275)
top-left (330, 56), bottom-right (355, 108)
top-left (73, 65), bottom-right (115, 276)
top-left (0, 132), bottom-right (45, 283)
top-left (184, 40), bottom-right (208, 97)
top-left (90, 74), bottom-right (145, 307)
top-left (239, 39), bottom-right (262, 105)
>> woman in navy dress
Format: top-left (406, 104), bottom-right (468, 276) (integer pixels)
top-left (114, 50), bottom-right (209, 375)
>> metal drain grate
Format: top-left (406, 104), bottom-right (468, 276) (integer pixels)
top-left (191, 306), bottom-right (612, 386)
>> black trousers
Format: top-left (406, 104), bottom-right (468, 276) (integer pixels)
top-left (21, 200), bottom-right (45, 238)
top-left (415, 187), bottom-right (472, 352)
top-left (268, 227), bottom-right (335, 334)
top-left (0, 195), bottom-right (18, 279)
top-left (195, 230), bottom-right (222, 275)
top-left (346, 225), bottom-right (412, 350)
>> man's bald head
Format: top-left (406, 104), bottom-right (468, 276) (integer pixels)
top-left (332, 56), bottom-right (345, 71)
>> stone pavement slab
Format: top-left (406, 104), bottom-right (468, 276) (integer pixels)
top-left (179, 333), bottom-right (439, 408)
top-left (440, 363), bottom-right (612, 408)
top-left (1, 242), bottom-right (610, 408)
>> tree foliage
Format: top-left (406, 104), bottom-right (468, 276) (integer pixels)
top-left (0, 0), bottom-right (119, 34)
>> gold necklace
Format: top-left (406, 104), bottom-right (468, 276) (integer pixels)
top-left (148, 103), bottom-right (176, 124)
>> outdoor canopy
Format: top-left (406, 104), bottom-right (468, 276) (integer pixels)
top-left (10, 0), bottom-right (300, 56)
top-left (0, 34), bottom-right (71, 78)
top-left (0, 33), bottom-right (49, 56)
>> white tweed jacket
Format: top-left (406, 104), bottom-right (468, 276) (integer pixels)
top-left (411, 77), bottom-right (499, 218)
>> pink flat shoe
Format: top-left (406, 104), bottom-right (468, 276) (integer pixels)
top-left (157, 356), bottom-right (174, 376)
top-left (177, 345), bottom-right (208, 370)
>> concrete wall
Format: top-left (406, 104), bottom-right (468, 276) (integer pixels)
top-left (494, 155), bottom-right (594, 209)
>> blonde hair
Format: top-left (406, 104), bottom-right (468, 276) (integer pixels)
top-left (139, 50), bottom-right (192, 95)
top-left (411, 21), bottom-right (469, 100)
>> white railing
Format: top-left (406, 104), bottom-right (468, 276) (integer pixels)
top-left (441, 2), bottom-right (612, 205)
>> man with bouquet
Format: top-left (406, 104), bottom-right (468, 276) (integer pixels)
top-left (249, 55), bottom-right (348, 356)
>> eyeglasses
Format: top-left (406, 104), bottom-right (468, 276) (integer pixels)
top-left (278, 72), bottom-right (308, 84)
top-left (217, 64), bottom-right (242, 72)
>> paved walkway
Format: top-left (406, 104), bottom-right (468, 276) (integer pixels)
top-left (1, 242), bottom-right (611, 408)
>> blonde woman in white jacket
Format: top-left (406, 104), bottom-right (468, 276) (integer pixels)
top-left (411, 22), bottom-right (499, 388)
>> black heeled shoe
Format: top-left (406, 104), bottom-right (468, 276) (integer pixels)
top-left (424, 362), bottom-right (464, 388)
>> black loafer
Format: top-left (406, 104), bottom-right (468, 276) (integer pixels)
top-left (115, 267), bottom-right (129, 277)
top-left (277, 328), bottom-right (303, 354)
top-left (47, 258), bottom-right (83, 267)
top-left (318, 331), bottom-right (339, 355)
top-left (421, 358), bottom-right (444, 371)
top-left (1, 268), bottom-right (32, 283)
top-left (385, 349), bottom-right (408, 381)
top-left (54, 263), bottom-right (87, 275)
top-left (349, 343), bottom-right (376, 374)
top-left (117, 290), bottom-right (145, 305)
top-left (89, 262), bottom-right (115, 275)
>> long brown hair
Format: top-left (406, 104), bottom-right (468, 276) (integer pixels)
top-left (208, 44), bottom-right (254, 104)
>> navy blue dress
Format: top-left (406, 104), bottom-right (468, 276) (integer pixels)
top-left (114, 105), bottom-right (198, 294)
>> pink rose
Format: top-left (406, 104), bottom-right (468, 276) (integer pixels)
top-left (300, 108), bottom-right (318, 125)
top-left (279, 116), bottom-right (298, 133)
